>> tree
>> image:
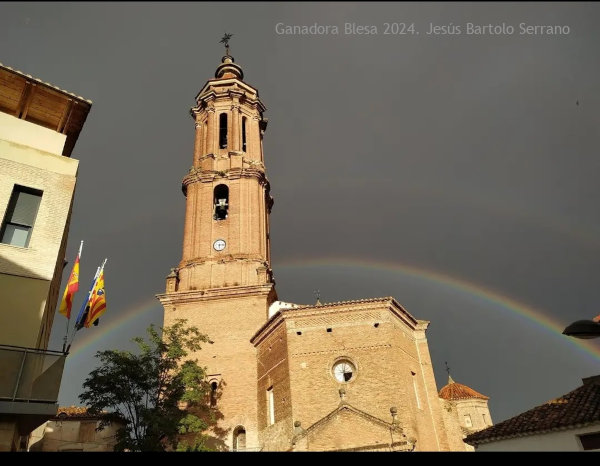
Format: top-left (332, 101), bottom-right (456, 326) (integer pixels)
top-left (79, 319), bottom-right (216, 451)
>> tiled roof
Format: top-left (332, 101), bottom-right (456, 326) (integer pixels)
top-left (439, 377), bottom-right (489, 401)
top-left (56, 406), bottom-right (97, 419)
top-left (55, 406), bottom-right (119, 421)
top-left (465, 377), bottom-right (600, 445)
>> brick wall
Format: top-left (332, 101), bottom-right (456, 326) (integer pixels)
top-left (254, 299), bottom-right (467, 451)
top-left (160, 285), bottom-right (276, 451)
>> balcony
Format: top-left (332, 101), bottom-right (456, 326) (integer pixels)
top-left (0, 344), bottom-right (65, 416)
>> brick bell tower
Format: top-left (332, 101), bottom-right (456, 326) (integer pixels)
top-left (157, 40), bottom-right (277, 450)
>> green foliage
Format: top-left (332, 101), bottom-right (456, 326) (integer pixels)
top-left (79, 319), bottom-right (213, 451)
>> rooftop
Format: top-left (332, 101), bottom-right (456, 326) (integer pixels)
top-left (0, 63), bottom-right (92, 157)
top-left (54, 406), bottom-right (124, 423)
top-left (439, 376), bottom-right (489, 401)
top-left (251, 296), bottom-right (422, 345)
top-left (465, 376), bottom-right (600, 445)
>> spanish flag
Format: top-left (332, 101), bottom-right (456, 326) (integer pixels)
top-left (59, 242), bottom-right (82, 319)
top-left (84, 268), bottom-right (107, 328)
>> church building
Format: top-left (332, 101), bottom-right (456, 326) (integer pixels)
top-left (157, 44), bottom-right (491, 452)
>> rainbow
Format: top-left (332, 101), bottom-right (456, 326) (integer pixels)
top-left (67, 297), bottom-right (162, 362)
top-left (277, 258), bottom-right (600, 362)
top-left (66, 257), bottom-right (600, 363)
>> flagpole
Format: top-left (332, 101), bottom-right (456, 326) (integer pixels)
top-left (62, 240), bottom-right (83, 353)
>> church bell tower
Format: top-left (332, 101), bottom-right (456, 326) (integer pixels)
top-left (178, 50), bottom-right (273, 292)
top-left (158, 39), bottom-right (277, 450)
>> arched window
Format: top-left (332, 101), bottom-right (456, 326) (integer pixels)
top-left (233, 426), bottom-right (246, 451)
top-left (242, 117), bottom-right (247, 152)
top-left (219, 113), bottom-right (228, 149)
top-left (210, 381), bottom-right (218, 408)
top-left (213, 184), bottom-right (229, 220)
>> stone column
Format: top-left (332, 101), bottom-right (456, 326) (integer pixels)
top-left (202, 121), bottom-right (208, 156)
top-left (253, 115), bottom-right (261, 162)
top-left (194, 121), bottom-right (202, 165)
top-left (230, 93), bottom-right (242, 152)
top-left (206, 104), bottom-right (216, 154)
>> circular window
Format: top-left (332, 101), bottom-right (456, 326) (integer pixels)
top-left (332, 359), bottom-right (356, 383)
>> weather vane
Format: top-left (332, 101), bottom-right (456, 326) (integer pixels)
top-left (314, 289), bottom-right (321, 305)
top-left (445, 361), bottom-right (451, 376)
top-left (220, 32), bottom-right (233, 55)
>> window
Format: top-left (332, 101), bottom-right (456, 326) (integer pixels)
top-left (482, 413), bottom-right (487, 425)
top-left (233, 426), bottom-right (246, 451)
top-left (242, 117), bottom-right (247, 151)
top-left (210, 381), bottom-right (218, 408)
top-left (267, 387), bottom-right (275, 425)
top-left (579, 432), bottom-right (600, 450)
top-left (1, 185), bottom-right (42, 248)
top-left (464, 414), bottom-right (472, 427)
top-left (219, 113), bottom-right (228, 149)
top-left (332, 359), bottom-right (355, 383)
top-left (213, 184), bottom-right (229, 220)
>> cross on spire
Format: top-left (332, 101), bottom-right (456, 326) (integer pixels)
top-left (220, 33), bottom-right (233, 56)
top-left (445, 361), bottom-right (455, 384)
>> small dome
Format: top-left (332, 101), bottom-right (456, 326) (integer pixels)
top-left (439, 376), bottom-right (489, 401)
top-left (215, 54), bottom-right (244, 80)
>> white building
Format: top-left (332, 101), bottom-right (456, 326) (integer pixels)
top-left (0, 63), bottom-right (91, 451)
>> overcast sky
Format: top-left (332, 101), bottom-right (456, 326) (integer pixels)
top-left (2, 2), bottom-right (599, 425)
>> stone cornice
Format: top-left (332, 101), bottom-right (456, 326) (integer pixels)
top-left (179, 255), bottom-right (270, 268)
top-left (228, 89), bottom-right (244, 99)
top-left (291, 402), bottom-right (407, 445)
top-left (195, 78), bottom-right (266, 113)
top-left (182, 166), bottom-right (270, 195)
top-left (157, 283), bottom-right (275, 306)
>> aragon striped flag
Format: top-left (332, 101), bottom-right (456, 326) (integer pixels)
top-left (59, 241), bottom-right (82, 319)
top-left (84, 267), bottom-right (107, 328)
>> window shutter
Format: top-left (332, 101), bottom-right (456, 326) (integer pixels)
top-left (11, 190), bottom-right (42, 226)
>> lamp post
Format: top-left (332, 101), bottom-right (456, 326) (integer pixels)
top-left (562, 315), bottom-right (600, 339)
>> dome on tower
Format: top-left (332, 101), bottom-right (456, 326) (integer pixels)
top-left (439, 376), bottom-right (489, 401)
top-left (215, 54), bottom-right (244, 80)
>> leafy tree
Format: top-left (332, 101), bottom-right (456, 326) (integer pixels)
top-left (79, 319), bottom-right (216, 451)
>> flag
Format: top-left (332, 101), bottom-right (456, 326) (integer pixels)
top-left (59, 242), bottom-right (82, 319)
top-left (75, 266), bottom-right (100, 331)
top-left (84, 268), bottom-right (107, 328)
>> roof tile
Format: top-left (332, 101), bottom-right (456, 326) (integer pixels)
top-left (465, 379), bottom-right (600, 445)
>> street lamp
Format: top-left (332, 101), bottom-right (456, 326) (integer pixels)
top-left (562, 315), bottom-right (600, 339)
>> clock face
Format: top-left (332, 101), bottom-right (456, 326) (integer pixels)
top-left (213, 239), bottom-right (226, 251)
top-left (333, 360), bottom-right (356, 383)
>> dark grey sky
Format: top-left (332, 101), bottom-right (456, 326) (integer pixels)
top-left (2, 2), bottom-right (599, 424)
